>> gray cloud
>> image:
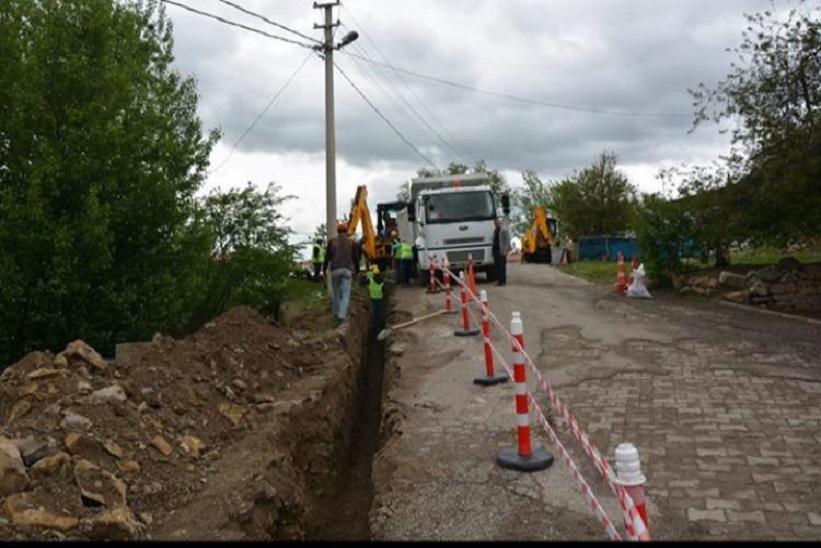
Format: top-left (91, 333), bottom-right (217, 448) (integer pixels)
top-left (166, 0), bottom-right (786, 208)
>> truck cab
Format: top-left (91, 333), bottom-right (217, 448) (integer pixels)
top-left (406, 173), bottom-right (508, 285)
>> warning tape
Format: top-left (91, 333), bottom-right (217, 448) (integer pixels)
top-left (441, 266), bottom-right (650, 541)
top-left (485, 334), bottom-right (623, 542)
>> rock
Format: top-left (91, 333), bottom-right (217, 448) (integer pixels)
top-left (724, 290), bottom-right (749, 304)
top-left (14, 436), bottom-right (49, 467)
top-left (253, 393), bottom-right (276, 404)
top-left (73, 459), bottom-right (127, 508)
top-left (217, 401), bottom-right (246, 427)
top-left (755, 265), bottom-right (784, 284)
top-left (59, 340), bottom-right (107, 372)
top-left (0, 438), bottom-right (30, 496)
top-left (18, 383), bottom-right (38, 397)
top-left (89, 385), bottom-right (127, 404)
top-left (116, 460), bottom-right (141, 474)
top-left (150, 435), bottom-right (173, 456)
top-left (180, 435), bottom-right (206, 458)
top-left (26, 368), bottom-right (61, 380)
top-left (232, 379), bottom-right (247, 391)
top-left (77, 380), bottom-right (93, 395)
top-left (137, 402), bottom-right (149, 414)
top-left (53, 353), bottom-right (69, 368)
top-left (718, 271), bottom-right (747, 288)
top-left (778, 256), bottom-right (802, 271)
top-left (30, 452), bottom-right (70, 479)
top-left (3, 493), bottom-right (79, 532)
top-left (82, 507), bottom-right (144, 540)
top-left (60, 412), bottom-right (93, 432)
top-left (103, 440), bottom-right (124, 459)
top-left (749, 281), bottom-right (770, 298)
top-left (7, 399), bottom-right (33, 424)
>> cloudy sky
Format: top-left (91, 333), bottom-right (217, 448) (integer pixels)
top-left (163, 0), bottom-right (783, 254)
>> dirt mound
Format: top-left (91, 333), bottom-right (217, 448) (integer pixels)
top-left (0, 302), bottom-right (369, 541)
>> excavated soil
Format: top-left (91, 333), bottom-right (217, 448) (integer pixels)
top-left (0, 287), bottom-right (380, 541)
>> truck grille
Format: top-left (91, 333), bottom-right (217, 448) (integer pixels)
top-left (446, 249), bottom-right (485, 265)
top-left (442, 237), bottom-right (485, 245)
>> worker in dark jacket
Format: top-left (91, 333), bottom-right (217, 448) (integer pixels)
top-left (322, 222), bottom-right (360, 321)
top-left (360, 264), bottom-right (385, 336)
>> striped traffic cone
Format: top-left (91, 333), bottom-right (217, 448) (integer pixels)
top-left (615, 252), bottom-right (627, 295)
top-left (442, 258), bottom-right (459, 315)
top-left (454, 272), bottom-right (480, 337)
top-left (473, 290), bottom-right (508, 386)
top-left (496, 312), bottom-right (554, 472)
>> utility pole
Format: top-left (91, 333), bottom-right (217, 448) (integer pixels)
top-left (314, 2), bottom-right (339, 243)
top-left (313, 3), bottom-right (358, 294)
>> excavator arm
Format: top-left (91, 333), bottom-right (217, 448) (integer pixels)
top-left (347, 185), bottom-right (377, 262)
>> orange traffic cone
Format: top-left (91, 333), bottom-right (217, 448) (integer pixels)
top-left (615, 252), bottom-right (627, 295)
top-left (467, 254), bottom-right (478, 298)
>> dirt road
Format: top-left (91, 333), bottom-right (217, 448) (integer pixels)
top-left (371, 261), bottom-right (821, 541)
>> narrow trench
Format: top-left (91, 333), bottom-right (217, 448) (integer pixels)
top-left (306, 324), bottom-right (386, 540)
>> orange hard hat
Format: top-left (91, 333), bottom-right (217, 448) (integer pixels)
top-left (337, 222), bottom-right (348, 233)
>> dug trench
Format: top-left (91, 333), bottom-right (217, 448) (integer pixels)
top-left (0, 283), bottom-right (397, 541)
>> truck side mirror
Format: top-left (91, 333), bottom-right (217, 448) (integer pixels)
top-left (407, 202), bottom-right (416, 222)
top-left (501, 194), bottom-right (511, 216)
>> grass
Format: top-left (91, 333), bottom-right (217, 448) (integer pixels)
top-left (563, 244), bottom-right (821, 287)
top-left (280, 277), bottom-right (328, 321)
top-left (560, 260), bottom-right (617, 285)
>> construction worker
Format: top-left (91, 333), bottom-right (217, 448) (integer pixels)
top-left (391, 232), bottom-right (413, 285)
top-left (360, 264), bottom-right (385, 336)
top-left (311, 238), bottom-right (325, 282)
top-left (492, 217), bottom-right (511, 286)
top-left (322, 222), bottom-right (360, 322)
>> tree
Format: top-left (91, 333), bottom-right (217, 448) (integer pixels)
top-left (512, 170), bottom-right (554, 236)
top-left (191, 182), bottom-right (296, 324)
top-left (0, 0), bottom-right (218, 365)
top-left (549, 152), bottom-right (637, 242)
top-left (688, 1), bottom-right (821, 245)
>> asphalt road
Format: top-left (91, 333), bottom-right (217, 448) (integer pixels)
top-left (369, 261), bottom-right (821, 541)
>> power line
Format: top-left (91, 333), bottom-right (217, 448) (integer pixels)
top-left (210, 51), bottom-right (314, 175)
top-left (161, 0), bottom-right (316, 50)
top-left (340, 7), bottom-right (478, 163)
top-left (332, 59), bottom-right (439, 172)
top-left (342, 23), bottom-right (469, 166)
top-left (340, 51), bottom-right (692, 119)
top-left (215, 0), bottom-right (321, 46)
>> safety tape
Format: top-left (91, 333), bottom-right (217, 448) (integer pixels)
top-left (441, 265), bottom-right (649, 541)
top-left (486, 336), bottom-right (623, 542)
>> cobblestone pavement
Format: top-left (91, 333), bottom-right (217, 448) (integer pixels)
top-left (547, 312), bottom-right (821, 540)
top-left (375, 262), bottom-right (820, 541)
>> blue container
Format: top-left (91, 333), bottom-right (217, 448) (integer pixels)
top-left (579, 236), bottom-right (640, 261)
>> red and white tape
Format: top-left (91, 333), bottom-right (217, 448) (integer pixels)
top-left (442, 266), bottom-right (650, 541)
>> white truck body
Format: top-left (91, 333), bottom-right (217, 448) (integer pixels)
top-left (408, 173), bottom-right (500, 279)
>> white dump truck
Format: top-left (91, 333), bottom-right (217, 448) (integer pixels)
top-left (398, 172), bottom-right (510, 286)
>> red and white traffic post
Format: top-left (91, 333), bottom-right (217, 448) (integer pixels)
top-left (473, 290), bottom-right (508, 386)
top-left (426, 255), bottom-right (439, 294)
top-left (454, 272), bottom-right (480, 337)
top-left (496, 312), bottom-right (553, 472)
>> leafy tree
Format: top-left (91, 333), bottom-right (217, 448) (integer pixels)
top-left (512, 170), bottom-right (554, 237)
top-left (0, 0), bottom-right (218, 365)
top-left (632, 194), bottom-right (697, 285)
top-left (549, 152), bottom-right (637, 242)
top-left (688, 1), bottom-right (821, 245)
top-left (192, 182), bottom-right (296, 325)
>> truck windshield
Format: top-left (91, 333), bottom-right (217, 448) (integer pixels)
top-left (424, 191), bottom-right (495, 224)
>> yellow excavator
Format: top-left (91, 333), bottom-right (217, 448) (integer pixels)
top-left (521, 205), bottom-right (558, 263)
top-left (346, 185), bottom-right (397, 273)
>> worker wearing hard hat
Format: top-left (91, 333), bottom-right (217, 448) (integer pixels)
top-left (322, 222), bottom-right (360, 321)
top-left (360, 264), bottom-right (385, 336)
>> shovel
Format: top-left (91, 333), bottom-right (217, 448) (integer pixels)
top-left (376, 309), bottom-right (448, 341)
